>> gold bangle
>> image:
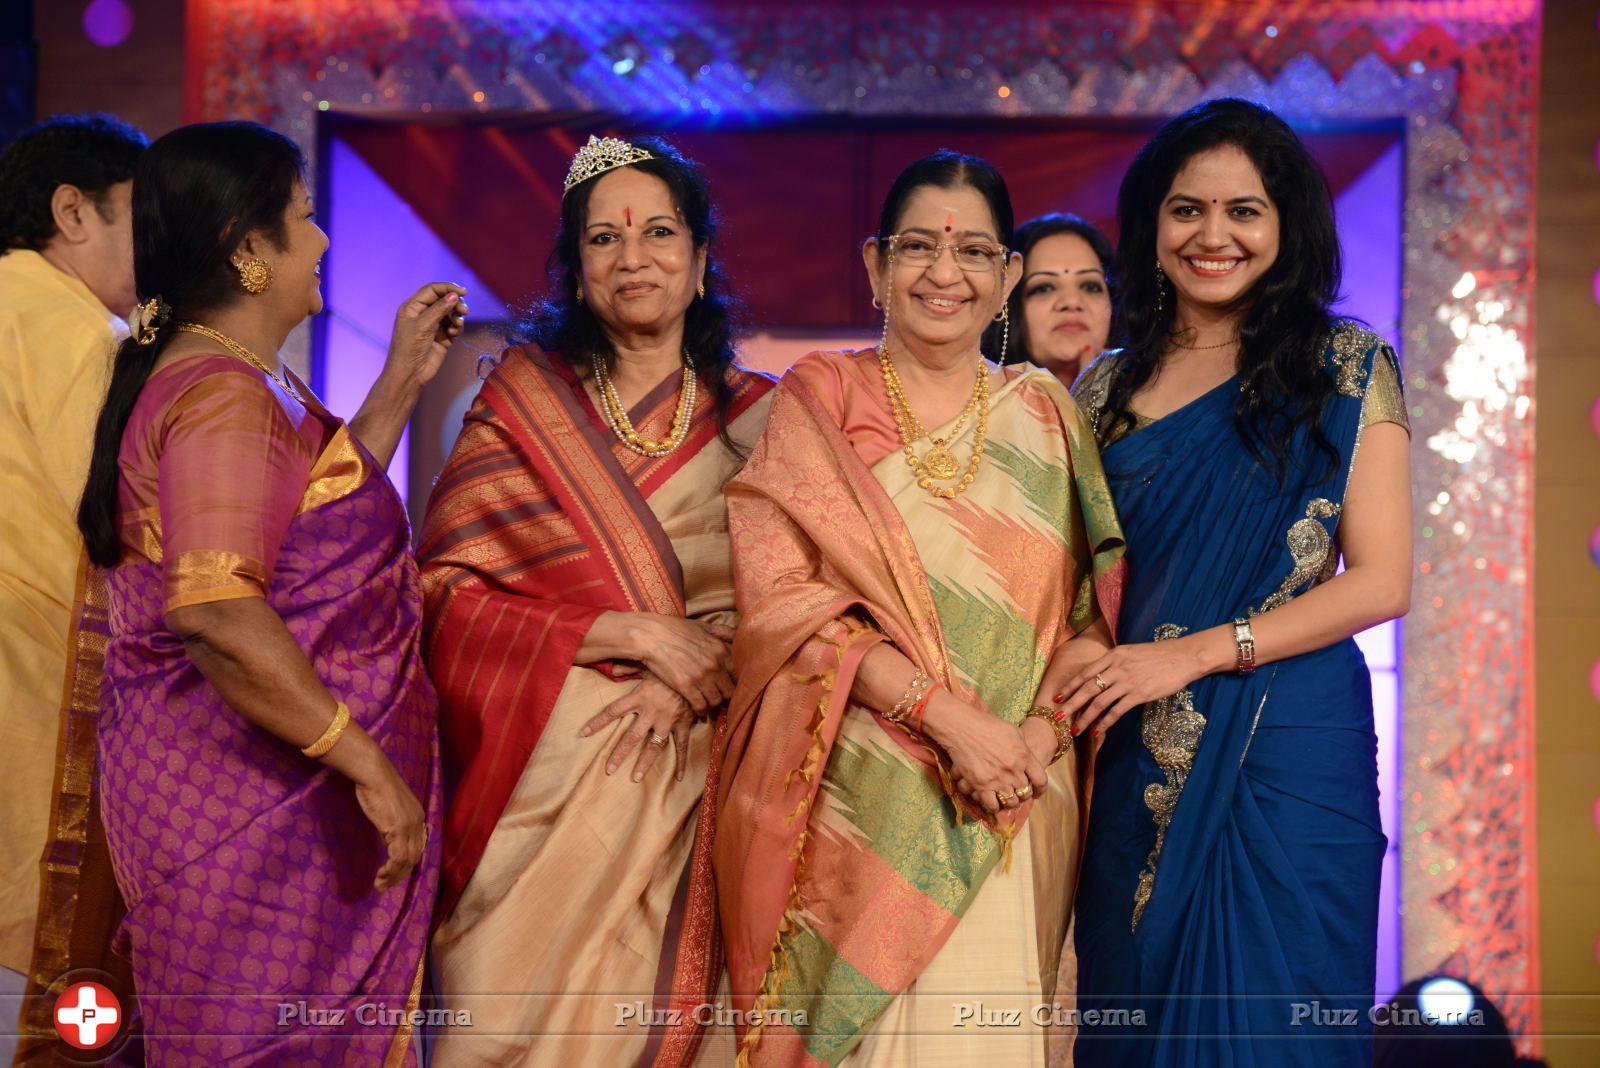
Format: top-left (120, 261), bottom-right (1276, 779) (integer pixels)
top-left (1024, 705), bottom-right (1074, 763)
top-left (301, 701), bottom-right (351, 759)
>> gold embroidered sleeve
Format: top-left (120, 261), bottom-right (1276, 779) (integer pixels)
top-left (164, 550), bottom-right (271, 611)
top-left (1069, 352), bottom-right (1120, 445)
top-left (1360, 347), bottom-right (1409, 433)
top-left (156, 367), bottom-right (314, 612)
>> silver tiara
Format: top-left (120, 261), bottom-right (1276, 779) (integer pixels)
top-left (563, 135), bottom-right (655, 193)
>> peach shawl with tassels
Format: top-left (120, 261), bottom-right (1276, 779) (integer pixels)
top-left (716, 351), bottom-right (1126, 1067)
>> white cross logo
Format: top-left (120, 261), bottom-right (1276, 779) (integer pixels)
top-left (54, 982), bottom-right (121, 1048)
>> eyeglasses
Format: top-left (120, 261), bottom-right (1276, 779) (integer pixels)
top-left (888, 234), bottom-right (1010, 272)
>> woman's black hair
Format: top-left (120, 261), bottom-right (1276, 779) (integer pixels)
top-left (991, 212), bottom-right (1116, 365)
top-left (871, 150), bottom-right (1016, 361)
top-left (1103, 97), bottom-right (1343, 482)
top-left (78, 121), bottom-right (305, 567)
top-left (512, 136), bottom-right (744, 455)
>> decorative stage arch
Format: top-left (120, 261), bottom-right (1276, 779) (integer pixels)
top-left (187, 0), bottom-right (1543, 1047)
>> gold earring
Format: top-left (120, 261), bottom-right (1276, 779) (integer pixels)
top-left (697, 280), bottom-right (706, 299)
top-left (234, 258), bottom-right (273, 295)
top-left (1154, 260), bottom-right (1167, 315)
top-left (575, 285), bottom-right (585, 304)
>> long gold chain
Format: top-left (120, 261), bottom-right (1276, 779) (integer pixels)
top-left (877, 344), bottom-right (990, 499)
top-left (592, 353), bottom-right (697, 457)
top-left (175, 322), bottom-right (304, 403)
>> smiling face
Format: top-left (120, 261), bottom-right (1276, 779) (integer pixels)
top-left (276, 182), bottom-right (328, 319)
top-left (865, 182), bottom-right (1019, 356)
top-left (578, 166), bottom-right (704, 343)
top-left (1020, 230), bottom-right (1111, 375)
top-left (1157, 144), bottom-right (1279, 317)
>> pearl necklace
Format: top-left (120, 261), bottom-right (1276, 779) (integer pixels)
top-left (592, 353), bottom-right (697, 457)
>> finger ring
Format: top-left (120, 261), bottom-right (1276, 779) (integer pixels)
top-left (1094, 673), bottom-right (1110, 692)
top-left (997, 790), bottom-right (1016, 805)
top-left (1016, 784), bottom-right (1033, 800)
top-left (646, 730), bottom-right (669, 748)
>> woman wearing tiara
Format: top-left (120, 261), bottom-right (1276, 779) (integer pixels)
top-left (420, 135), bottom-right (774, 1066)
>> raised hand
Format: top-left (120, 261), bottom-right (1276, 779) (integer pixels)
top-left (384, 281), bottom-right (468, 390)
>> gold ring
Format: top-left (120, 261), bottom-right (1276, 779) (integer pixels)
top-left (1016, 784), bottom-right (1033, 800)
top-left (997, 791), bottom-right (1016, 805)
top-left (1094, 673), bottom-right (1110, 692)
top-left (647, 730), bottom-right (669, 748)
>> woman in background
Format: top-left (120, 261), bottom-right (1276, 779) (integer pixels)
top-left (996, 213), bottom-right (1115, 385)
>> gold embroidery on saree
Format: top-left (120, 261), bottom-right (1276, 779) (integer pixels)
top-left (1256, 498), bottom-right (1341, 612)
top-left (123, 505), bottom-right (163, 563)
top-left (1070, 356), bottom-right (1116, 441)
top-left (165, 549), bottom-right (269, 609)
top-left (297, 424), bottom-right (366, 515)
top-left (1329, 322), bottom-right (1383, 398)
top-left (1131, 622), bottom-right (1205, 930)
top-left (1360, 347), bottom-right (1409, 431)
top-left (18, 560), bottom-right (113, 1052)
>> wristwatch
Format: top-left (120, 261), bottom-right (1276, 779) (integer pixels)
top-left (1232, 617), bottom-right (1257, 674)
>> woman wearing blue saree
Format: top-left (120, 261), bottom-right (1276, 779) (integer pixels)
top-left (1056, 99), bottom-right (1412, 1065)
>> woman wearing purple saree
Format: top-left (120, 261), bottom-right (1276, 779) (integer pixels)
top-left (75, 122), bottom-right (463, 1064)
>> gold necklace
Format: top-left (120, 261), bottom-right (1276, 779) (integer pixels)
top-left (592, 353), bottom-right (697, 457)
top-left (175, 322), bottom-right (304, 402)
top-left (877, 344), bottom-right (990, 498)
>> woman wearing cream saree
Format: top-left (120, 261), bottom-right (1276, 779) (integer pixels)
top-left (419, 137), bottom-right (773, 1065)
top-left (716, 152), bottom-right (1126, 1066)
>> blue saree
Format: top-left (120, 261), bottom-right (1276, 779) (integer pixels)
top-left (1071, 323), bottom-right (1407, 1066)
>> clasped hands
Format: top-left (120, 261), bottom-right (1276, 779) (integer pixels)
top-left (923, 627), bottom-right (1206, 816)
top-left (579, 612), bottom-right (735, 784)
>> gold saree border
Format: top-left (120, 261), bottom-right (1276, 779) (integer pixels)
top-left (297, 423), bottom-right (367, 515)
top-left (14, 555), bottom-right (130, 1063)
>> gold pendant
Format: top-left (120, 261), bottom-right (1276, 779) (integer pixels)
top-left (922, 446), bottom-right (960, 480)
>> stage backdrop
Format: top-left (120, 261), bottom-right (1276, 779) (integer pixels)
top-left (187, 0), bottom-right (1543, 1049)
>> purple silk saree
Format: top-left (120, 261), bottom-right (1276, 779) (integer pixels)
top-left (96, 353), bottom-right (440, 1066)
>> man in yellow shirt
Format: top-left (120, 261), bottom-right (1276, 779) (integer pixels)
top-left (0, 113), bottom-right (146, 1060)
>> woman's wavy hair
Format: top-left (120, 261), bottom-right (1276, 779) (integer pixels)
top-left (512, 136), bottom-right (744, 455)
top-left (78, 121), bottom-right (304, 567)
top-left (1103, 97), bottom-right (1343, 482)
top-left (989, 212), bottom-right (1116, 365)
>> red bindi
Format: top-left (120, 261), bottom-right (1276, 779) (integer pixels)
top-left (624, 207), bottom-right (632, 226)
top-left (944, 212), bottom-right (954, 232)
